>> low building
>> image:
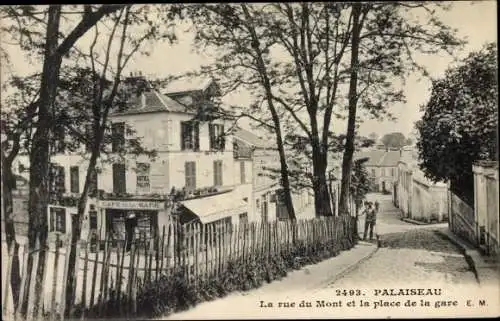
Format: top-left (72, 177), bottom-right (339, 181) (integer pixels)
top-left (354, 149), bottom-right (400, 193)
top-left (394, 149), bottom-right (448, 223)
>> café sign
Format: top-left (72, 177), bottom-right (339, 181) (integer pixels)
top-left (98, 200), bottom-right (164, 210)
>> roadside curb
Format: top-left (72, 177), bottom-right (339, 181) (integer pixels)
top-left (311, 242), bottom-right (379, 292)
top-left (433, 229), bottom-right (481, 283)
top-left (401, 217), bottom-right (432, 225)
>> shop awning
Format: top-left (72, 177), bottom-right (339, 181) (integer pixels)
top-left (180, 191), bottom-right (248, 224)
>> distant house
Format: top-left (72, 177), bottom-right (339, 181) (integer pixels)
top-left (353, 149), bottom-right (401, 193)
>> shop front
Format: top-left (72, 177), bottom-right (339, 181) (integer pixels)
top-left (97, 199), bottom-right (167, 249)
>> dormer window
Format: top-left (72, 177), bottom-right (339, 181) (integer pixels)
top-left (181, 121), bottom-right (199, 151)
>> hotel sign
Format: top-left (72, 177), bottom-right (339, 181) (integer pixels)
top-left (98, 200), bottom-right (164, 210)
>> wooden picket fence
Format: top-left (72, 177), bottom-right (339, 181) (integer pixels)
top-left (2, 215), bottom-right (355, 320)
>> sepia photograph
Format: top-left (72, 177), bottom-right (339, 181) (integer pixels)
top-left (0, 2), bottom-right (498, 320)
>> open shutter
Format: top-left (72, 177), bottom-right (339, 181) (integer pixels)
top-left (113, 163), bottom-right (126, 194)
top-left (194, 122), bottom-right (200, 151)
top-left (209, 124), bottom-right (215, 150)
top-left (181, 122), bottom-right (186, 150)
top-left (220, 125), bottom-right (225, 150)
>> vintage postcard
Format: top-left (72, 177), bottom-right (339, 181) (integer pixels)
top-left (1, 2), bottom-right (498, 320)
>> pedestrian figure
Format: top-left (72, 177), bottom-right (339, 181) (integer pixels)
top-left (363, 202), bottom-right (377, 241)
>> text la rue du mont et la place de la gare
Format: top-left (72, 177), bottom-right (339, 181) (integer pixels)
top-left (258, 288), bottom-right (490, 311)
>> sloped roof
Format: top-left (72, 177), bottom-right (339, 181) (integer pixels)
top-left (380, 150), bottom-right (401, 167)
top-left (111, 90), bottom-right (195, 116)
top-left (353, 150), bottom-right (386, 167)
top-left (164, 77), bottom-right (215, 95)
top-left (232, 127), bottom-right (272, 149)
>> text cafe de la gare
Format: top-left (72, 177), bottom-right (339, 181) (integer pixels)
top-left (48, 197), bottom-right (170, 247)
top-left (95, 198), bottom-right (170, 244)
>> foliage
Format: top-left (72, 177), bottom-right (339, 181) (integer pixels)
top-left (350, 157), bottom-right (372, 206)
top-left (416, 42), bottom-right (498, 204)
top-left (381, 132), bottom-right (407, 149)
top-left (178, 3), bottom-right (463, 217)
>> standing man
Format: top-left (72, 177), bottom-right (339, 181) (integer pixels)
top-left (125, 212), bottom-right (138, 251)
top-left (363, 202), bottom-right (377, 241)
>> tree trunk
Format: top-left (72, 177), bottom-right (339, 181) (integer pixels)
top-left (339, 3), bottom-right (362, 216)
top-left (23, 6), bottom-right (62, 316)
top-left (1, 151), bottom-right (22, 311)
top-left (240, 5), bottom-right (296, 221)
top-left (64, 152), bottom-right (99, 316)
top-left (312, 151), bottom-right (333, 217)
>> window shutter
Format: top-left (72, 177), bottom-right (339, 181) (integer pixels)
top-left (194, 122), bottom-right (200, 151)
top-left (220, 125), bottom-right (225, 150)
top-left (213, 161), bottom-right (217, 186)
top-left (113, 163), bottom-right (126, 194)
top-left (209, 124), bottom-right (215, 150)
top-left (88, 169), bottom-right (97, 196)
top-left (70, 166), bottom-right (79, 193)
top-left (181, 122), bottom-right (186, 150)
top-left (192, 162), bottom-right (196, 189)
top-left (219, 161), bottom-right (223, 186)
top-left (240, 161), bottom-right (245, 184)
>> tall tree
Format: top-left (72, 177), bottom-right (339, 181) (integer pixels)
top-left (416, 42), bottom-right (498, 205)
top-left (337, 2), bottom-right (463, 215)
top-left (381, 132), bottom-right (406, 149)
top-left (182, 3), bottom-right (356, 218)
top-left (62, 5), bottom-right (177, 314)
top-left (2, 5), bottom-right (125, 315)
top-left (0, 74), bottom-right (39, 311)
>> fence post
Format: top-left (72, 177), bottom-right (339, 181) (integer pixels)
top-left (26, 238), bottom-right (41, 321)
top-left (80, 240), bottom-right (90, 319)
top-left (59, 236), bottom-right (73, 320)
top-left (3, 245), bottom-right (15, 317)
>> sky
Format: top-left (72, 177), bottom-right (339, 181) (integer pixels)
top-left (1, 1), bottom-right (497, 141)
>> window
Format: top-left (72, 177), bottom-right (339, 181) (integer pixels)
top-left (240, 161), bottom-right (246, 184)
top-left (53, 125), bottom-right (66, 154)
top-left (50, 164), bottom-right (66, 197)
top-left (88, 169), bottom-right (98, 196)
top-left (112, 163), bottom-right (126, 194)
top-left (89, 210), bottom-right (98, 230)
top-left (213, 160), bottom-right (223, 186)
top-left (381, 168), bottom-right (386, 176)
top-left (371, 169), bottom-right (376, 177)
top-left (181, 121), bottom-right (200, 151)
top-left (239, 213), bottom-right (248, 225)
top-left (185, 161), bottom-right (196, 191)
top-left (70, 166), bottom-right (79, 193)
top-left (391, 168), bottom-right (395, 177)
top-left (49, 207), bottom-right (66, 233)
top-left (136, 163), bottom-right (150, 193)
top-left (111, 122), bottom-right (125, 153)
top-left (209, 124), bottom-right (225, 150)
